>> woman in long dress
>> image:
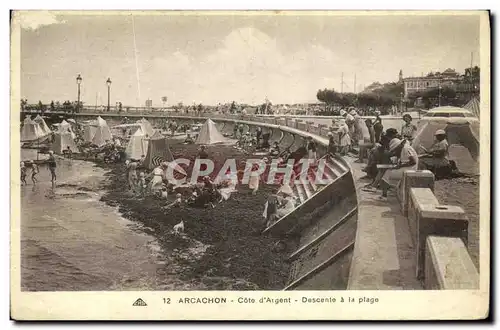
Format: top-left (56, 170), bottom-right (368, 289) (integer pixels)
top-left (380, 138), bottom-right (418, 199)
top-left (149, 162), bottom-right (168, 193)
top-left (338, 119), bottom-right (351, 155)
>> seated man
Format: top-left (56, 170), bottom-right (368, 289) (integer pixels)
top-left (260, 133), bottom-right (271, 149)
top-left (262, 194), bottom-right (279, 228)
top-left (362, 133), bottom-right (392, 180)
top-left (184, 133), bottom-right (194, 144)
top-left (269, 141), bottom-right (281, 157)
top-left (276, 193), bottom-right (296, 218)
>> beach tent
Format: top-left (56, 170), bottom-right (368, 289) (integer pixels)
top-left (57, 120), bottom-right (76, 139)
top-left (33, 115), bottom-right (51, 135)
top-left (143, 130), bottom-right (174, 169)
top-left (83, 124), bottom-right (98, 143)
top-left (137, 118), bottom-right (155, 136)
top-left (125, 126), bottom-right (149, 160)
top-left (411, 119), bottom-right (479, 174)
top-left (83, 116), bottom-right (113, 146)
top-left (91, 117), bottom-right (113, 146)
top-left (195, 118), bottom-right (228, 145)
top-left (463, 96), bottom-right (480, 119)
top-left (51, 131), bottom-right (79, 154)
top-left (21, 116), bottom-right (47, 142)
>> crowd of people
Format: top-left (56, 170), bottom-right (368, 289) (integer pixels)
top-left (21, 110), bottom-right (460, 235)
top-left (344, 112), bottom-right (458, 200)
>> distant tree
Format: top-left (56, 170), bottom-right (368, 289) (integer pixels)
top-left (50, 100), bottom-right (55, 111)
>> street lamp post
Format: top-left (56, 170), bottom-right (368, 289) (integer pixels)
top-left (106, 78), bottom-right (112, 112)
top-left (438, 85), bottom-right (442, 107)
top-left (76, 74), bottom-right (82, 113)
top-left (400, 92), bottom-right (403, 114)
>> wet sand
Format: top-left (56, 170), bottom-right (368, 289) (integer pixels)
top-left (434, 176), bottom-right (480, 269)
top-left (96, 141), bottom-right (292, 290)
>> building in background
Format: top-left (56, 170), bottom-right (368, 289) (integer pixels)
top-left (145, 99), bottom-right (153, 108)
top-left (403, 67), bottom-right (479, 98)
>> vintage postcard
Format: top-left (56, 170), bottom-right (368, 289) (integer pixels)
top-left (10, 10), bottom-right (490, 320)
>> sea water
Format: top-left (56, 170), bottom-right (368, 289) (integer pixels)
top-left (20, 149), bottom-right (164, 291)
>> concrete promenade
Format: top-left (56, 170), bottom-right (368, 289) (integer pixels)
top-left (346, 155), bottom-right (423, 290)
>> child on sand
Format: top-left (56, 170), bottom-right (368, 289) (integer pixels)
top-left (20, 162), bottom-right (27, 185)
top-left (137, 172), bottom-right (147, 197)
top-left (31, 161), bottom-right (39, 185)
top-left (163, 193), bottom-right (183, 209)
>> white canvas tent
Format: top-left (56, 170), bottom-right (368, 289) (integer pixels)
top-left (21, 116), bottom-right (48, 142)
top-left (412, 119), bottom-right (479, 174)
top-left (57, 120), bottom-right (76, 139)
top-left (33, 115), bottom-right (51, 135)
top-left (463, 96), bottom-right (480, 119)
top-left (195, 119), bottom-right (228, 145)
top-left (83, 116), bottom-right (113, 146)
top-left (52, 131), bottom-right (79, 154)
top-left (125, 126), bottom-right (149, 160)
top-left (137, 118), bottom-right (155, 137)
top-left (83, 124), bottom-right (98, 143)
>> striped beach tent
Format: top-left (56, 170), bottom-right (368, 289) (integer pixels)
top-left (463, 96), bottom-right (480, 119)
top-left (143, 131), bottom-right (174, 169)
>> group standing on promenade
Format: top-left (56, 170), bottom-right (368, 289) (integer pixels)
top-left (324, 110), bottom-right (457, 201)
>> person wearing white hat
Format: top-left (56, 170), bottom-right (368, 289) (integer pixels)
top-left (340, 109), bottom-right (347, 117)
top-left (417, 129), bottom-right (450, 172)
top-left (379, 138), bottom-right (418, 199)
top-left (337, 119), bottom-right (351, 155)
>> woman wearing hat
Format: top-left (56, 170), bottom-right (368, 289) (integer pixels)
top-left (418, 129), bottom-right (450, 172)
top-left (337, 119), bottom-right (351, 155)
top-left (345, 110), bottom-right (355, 141)
top-left (401, 114), bottom-right (417, 142)
top-left (379, 138), bottom-right (418, 200)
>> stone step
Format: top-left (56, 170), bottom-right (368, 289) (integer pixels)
top-left (294, 183), bottom-right (306, 203)
top-left (300, 177), bottom-right (313, 198)
top-left (325, 161), bottom-right (344, 178)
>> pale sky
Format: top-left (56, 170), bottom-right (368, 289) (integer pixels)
top-left (18, 12), bottom-right (481, 106)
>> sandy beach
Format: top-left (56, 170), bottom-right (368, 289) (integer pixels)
top-left (97, 140), bottom-right (293, 290)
